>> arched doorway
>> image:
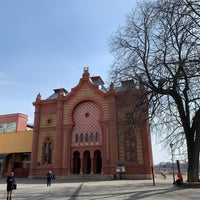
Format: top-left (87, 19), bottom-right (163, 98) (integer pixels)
top-left (73, 151), bottom-right (81, 174)
top-left (94, 150), bottom-right (102, 174)
top-left (83, 150), bottom-right (91, 174)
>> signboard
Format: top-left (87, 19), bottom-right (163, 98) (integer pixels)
top-left (116, 166), bottom-right (125, 172)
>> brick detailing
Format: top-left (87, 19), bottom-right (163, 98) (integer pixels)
top-left (106, 128), bottom-right (109, 160)
top-left (136, 130), bottom-right (143, 164)
top-left (72, 101), bottom-right (102, 146)
top-left (40, 115), bottom-right (56, 128)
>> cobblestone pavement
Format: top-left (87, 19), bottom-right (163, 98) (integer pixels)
top-left (0, 175), bottom-right (200, 199)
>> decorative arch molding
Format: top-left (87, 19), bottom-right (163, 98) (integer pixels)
top-left (66, 98), bottom-right (105, 125)
top-left (71, 100), bottom-right (103, 146)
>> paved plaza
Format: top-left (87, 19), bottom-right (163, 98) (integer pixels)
top-left (0, 175), bottom-right (200, 199)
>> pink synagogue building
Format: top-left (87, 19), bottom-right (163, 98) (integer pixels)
top-left (29, 67), bottom-right (153, 179)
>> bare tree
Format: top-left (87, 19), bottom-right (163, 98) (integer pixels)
top-left (109, 0), bottom-right (200, 182)
top-left (186, 0), bottom-right (200, 26)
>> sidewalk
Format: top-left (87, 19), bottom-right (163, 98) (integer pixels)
top-left (0, 175), bottom-right (200, 199)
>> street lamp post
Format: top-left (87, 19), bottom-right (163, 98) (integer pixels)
top-left (170, 143), bottom-right (176, 184)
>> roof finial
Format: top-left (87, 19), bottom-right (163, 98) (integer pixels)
top-left (36, 93), bottom-right (42, 101)
top-left (82, 67), bottom-right (90, 78)
top-left (109, 82), bottom-right (115, 92)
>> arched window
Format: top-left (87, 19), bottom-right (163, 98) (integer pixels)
top-left (126, 140), bottom-right (131, 161)
top-left (75, 134), bottom-right (78, 143)
top-left (131, 139), bottom-right (135, 161)
top-left (80, 133), bottom-right (83, 142)
top-left (85, 133), bottom-right (88, 142)
top-left (95, 132), bottom-right (99, 142)
top-left (90, 133), bottom-right (94, 142)
top-left (43, 140), bottom-right (52, 164)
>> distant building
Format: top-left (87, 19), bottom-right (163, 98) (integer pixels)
top-left (30, 67), bottom-right (153, 179)
top-left (0, 113), bottom-right (29, 133)
top-left (0, 113), bottom-right (33, 177)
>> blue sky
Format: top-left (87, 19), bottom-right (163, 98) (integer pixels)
top-left (0, 0), bottom-right (170, 164)
top-left (0, 0), bottom-right (135, 122)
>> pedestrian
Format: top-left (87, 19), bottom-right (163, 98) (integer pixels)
top-left (46, 170), bottom-right (53, 186)
top-left (6, 172), bottom-right (16, 200)
top-left (176, 173), bottom-right (183, 186)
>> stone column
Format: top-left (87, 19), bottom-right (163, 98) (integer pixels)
top-left (90, 153), bottom-right (94, 174)
top-left (80, 154), bottom-right (83, 174)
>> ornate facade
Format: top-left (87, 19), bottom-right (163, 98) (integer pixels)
top-left (29, 68), bottom-right (153, 179)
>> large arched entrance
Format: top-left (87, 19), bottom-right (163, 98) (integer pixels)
top-left (94, 150), bottom-right (102, 174)
top-left (73, 151), bottom-right (80, 174)
top-left (71, 101), bottom-right (103, 175)
top-left (83, 150), bottom-right (91, 174)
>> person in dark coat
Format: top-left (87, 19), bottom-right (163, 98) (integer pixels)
top-left (46, 170), bottom-right (53, 186)
top-left (6, 172), bottom-right (16, 200)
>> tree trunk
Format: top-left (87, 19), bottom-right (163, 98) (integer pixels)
top-left (187, 143), bottom-right (199, 182)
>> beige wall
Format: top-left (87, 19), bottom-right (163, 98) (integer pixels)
top-left (0, 131), bottom-right (33, 154)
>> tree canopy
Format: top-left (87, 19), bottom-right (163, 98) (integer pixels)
top-left (109, 0), bottom-right (200, 182)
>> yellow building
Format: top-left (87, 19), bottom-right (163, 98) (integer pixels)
top-left (0, 113), bottom-right (33, 177)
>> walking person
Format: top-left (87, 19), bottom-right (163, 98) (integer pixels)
top-left (6, 172), bottom-right (16, 200)
top-left (46, 170), bottom-right (53, 186)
